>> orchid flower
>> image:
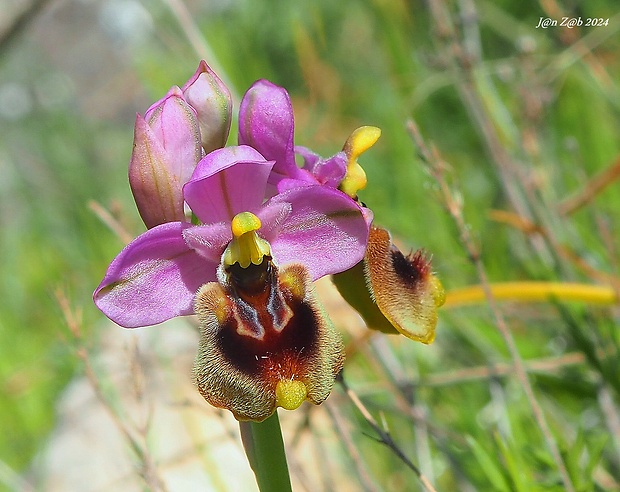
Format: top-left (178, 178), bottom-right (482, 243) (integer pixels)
top-left (96, 58), bottom-right (445, 425)
top-left (95, 145), bottom-right (368, 420)
top-left (238, 80), bottom-right (445, 343)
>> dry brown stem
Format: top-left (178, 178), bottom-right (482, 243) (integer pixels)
top-left (337, 374), bottom-right (439, 492)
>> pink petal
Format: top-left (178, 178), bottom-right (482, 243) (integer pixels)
top-left (238, 80), bottom-right (308, 185)
top-left (93, 222), bottom-right (217, 327)
top-left (183, 146), bottom-right (274, 224)
top-left (265, 185), bottom-right (369, 280)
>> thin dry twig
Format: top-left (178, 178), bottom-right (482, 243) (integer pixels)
top-left (558, 155), bottom-right (620, 216)
top-left (538, 6), bottom-right (620, 90)
top-left (361, 337), bottom-right (466, 446)
top-left (426, 0), bottom-right (575, 270)
top-left (426, 0), bottom-right (533, 223)
top-left (418, 351), bottom-right (589, 387)
top-left (371, 344), bottom-right (438, 488)
top-left (407, 119), bottom-right (575, 492)
top-left (88, 200), bottom-right (134, 245)
top-left (325, 401), bottom-right (380, 492)
top-left (337, 374), bottom-right (439, 492)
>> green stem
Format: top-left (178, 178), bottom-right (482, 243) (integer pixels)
top-left (239, 411), bottom-right (292, 492)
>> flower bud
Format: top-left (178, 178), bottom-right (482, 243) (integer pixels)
top-left (182, 60), bottom-right (232, 154)
top-left (129, 86), bottom-right (202, 228)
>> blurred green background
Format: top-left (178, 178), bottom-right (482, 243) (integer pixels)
top-left (1, 0), bottom-right (619, 490)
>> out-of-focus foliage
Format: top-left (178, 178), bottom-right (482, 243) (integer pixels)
top-left (1, 0), bottom-right (619, 489)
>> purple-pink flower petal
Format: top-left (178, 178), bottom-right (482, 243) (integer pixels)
top-left (264, 185), bottom-right (369, 280)
top-left (183, 146), bottom-right (275, 224)
top-left (93, 222), bottom-right (217, 328)
top-left (238, 80), bottom-right (311, 185)
top-left (296, 146), bottom-right (347, 188)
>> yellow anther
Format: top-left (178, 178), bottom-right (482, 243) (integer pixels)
top-left (275, 379), bottom-right (307, 411)
top-left (339, 126), bottom-right (381, 198)
top-left (223, 212), bottom-right (271, 268)
top-left (343, 126), bottom-right (382, 161)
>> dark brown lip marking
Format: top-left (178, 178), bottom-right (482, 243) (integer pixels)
top-left (390, 247), bottom-right (430, 288)
top-left (216, 298), bottom-right (317, 378)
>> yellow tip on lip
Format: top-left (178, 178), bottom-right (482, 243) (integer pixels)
top-left (275, 379), bottom-right (307, 411)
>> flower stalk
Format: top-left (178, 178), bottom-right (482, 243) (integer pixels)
top-left (240, 412), bottom-right (293, 492)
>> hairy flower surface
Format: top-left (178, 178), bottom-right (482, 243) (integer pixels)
top-left (194, 257), bottom-right (345, 421)
top-left (95, 145), bottom-right (369, 328)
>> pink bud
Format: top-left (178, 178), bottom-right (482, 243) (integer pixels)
top-left (182, 60), bottom-right (232, 154)
top-left (129, 87), bottom-right (202, 228)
